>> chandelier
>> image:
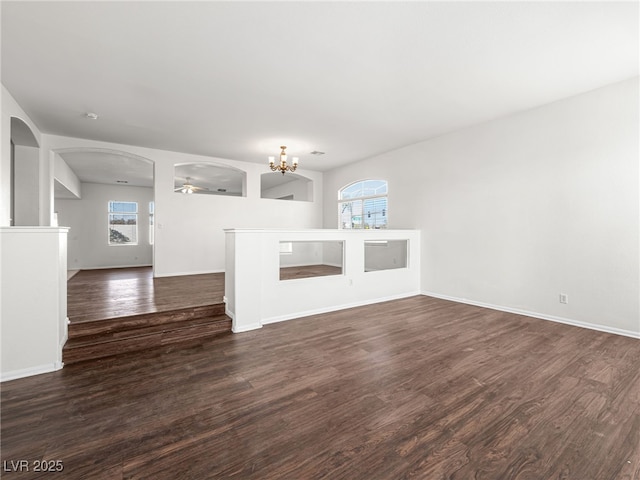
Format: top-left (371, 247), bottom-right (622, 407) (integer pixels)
top-left (269, 146), bottom-right (298, 175)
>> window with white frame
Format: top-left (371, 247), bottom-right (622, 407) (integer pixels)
top-left (108, 201), bottom-right (138, 245)
top-left (338, 180), bottom-right (388, 229)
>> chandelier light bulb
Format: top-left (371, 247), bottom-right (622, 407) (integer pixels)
top-left (268, 145), bottom-right (299, 175)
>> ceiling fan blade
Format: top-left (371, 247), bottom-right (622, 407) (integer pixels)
top-left (175, 176), bottom-right (208, 193)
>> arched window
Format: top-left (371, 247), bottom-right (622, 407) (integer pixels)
top-left (338, 180), bottom-right (387, 229)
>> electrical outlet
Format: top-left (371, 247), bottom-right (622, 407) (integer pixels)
top-left (559, 293), bottom-right (569, 304)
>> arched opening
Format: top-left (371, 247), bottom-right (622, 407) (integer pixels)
top-left (174, 163), bottom-right (246, 197)
top-left (10, 117), bottom-right (39, 226)
top-left (260, 172), bottom-right (313, 202)
top-left (53, 148), bottom-right (155, 272)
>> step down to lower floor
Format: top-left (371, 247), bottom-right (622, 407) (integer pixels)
top-left (64, 304), bottom-right (231, 365)
top-left (68, 303), bottom-right (227, 338)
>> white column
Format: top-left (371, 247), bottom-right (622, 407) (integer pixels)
top-left (225, 229), bottom-right (264, 332)
top-left (1, 227), bottom-right (69, 381)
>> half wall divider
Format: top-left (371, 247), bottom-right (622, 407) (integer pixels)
top-left (224, 229), bottom-right (420, 333)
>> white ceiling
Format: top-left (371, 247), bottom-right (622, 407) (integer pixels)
top-left (2, 1), bottom-right (638, 177)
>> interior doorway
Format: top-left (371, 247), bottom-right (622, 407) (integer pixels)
top-left (10, 117), bottom-right (40, 226)
top-left (53, 148), bottom-right (155, 274)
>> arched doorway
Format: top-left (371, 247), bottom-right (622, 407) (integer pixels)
top-left (10, 117), bottom-right (39, 226)
top-left (52, 148), bottom-right (155, 273)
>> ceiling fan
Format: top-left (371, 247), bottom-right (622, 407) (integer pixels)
top-left (174, 177), bottom-right (208, 194)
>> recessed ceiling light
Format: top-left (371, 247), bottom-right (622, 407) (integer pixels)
top-left (85, 112), bottom-right (99, 120)
top-left (310, 151), bottom-right (325, 156)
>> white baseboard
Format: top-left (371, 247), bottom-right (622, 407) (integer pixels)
top-left (80, 264), bottom-right (153, 270)
top-left (279, 261), bottom-right (323, 268)
top-left (262, 291), bottom-right (421, 326)
top-left (154, 269), bottom-right (224, 278)
top-left (73, 266), bottom-right (225, 277)
top-left (421, 291), bottom-right (640, 339)
top-left (324, 262), bottom-right (343, 268)
top-left (227, 308), bottom-right (263, 333)
top-left (229, 291), bottom-right (420, 332)
top-left (233, 323), bottom-right (262, 333)
top-left (60, 326), bottom-right (68, 357)
top-left (67, 269), bottom-right (80, 280)
top-left (1, 362), bottom-right (63, 383)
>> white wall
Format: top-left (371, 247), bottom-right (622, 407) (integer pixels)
top-left (0, 86), bottom-right (42, 226)
top-left (41, 135), bottom-right (324, 276)
top-left (226, 229), bottom-right (421, 332)
top-left (13, 145), bottom-right (40, 225)
top-left (278, 240), bottom-right (347, 269)
top-left (365, 240), bottom-right (408, 271)
top-left (1, 227), bottom-right (68, 381)
top-left (56, 183), bottom-right (153, 270)
top-left (324, 77), bottom-right (640, 337)
top-left (279, 241), bottom-right (324, 268)
top-left (54, 154), bottom-right (81, 198)
top-left (261, 175), bottom-right (313, 201)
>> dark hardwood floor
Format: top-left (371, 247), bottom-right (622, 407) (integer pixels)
top-left (67, 267), bottom-right (225, 323)
top-left (64, 268), bottom-right (230, 364)
top-left (280, 264), bottom-right (343, 281)
top-left (2, 295), bottom-right (639, 479)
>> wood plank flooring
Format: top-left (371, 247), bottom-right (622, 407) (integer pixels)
top-left (2, 295), bottom-right (639, 479)
top-left (280, 264), bottom-right (343, 281)
top-left (64, 268), bottom-right (230, 363)
top-left (67, 267), bottom-right (225, 323)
